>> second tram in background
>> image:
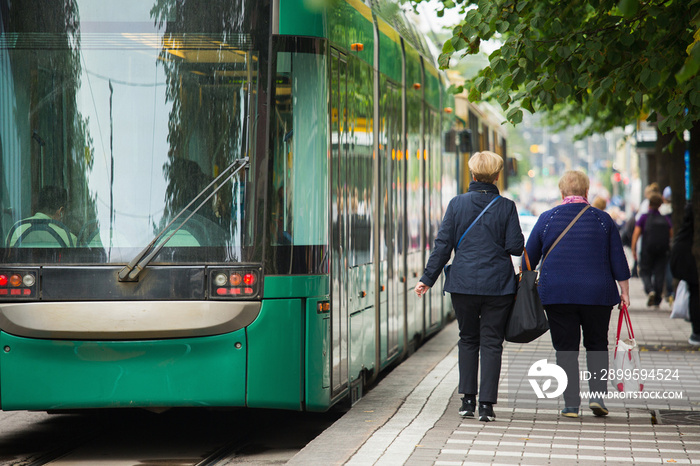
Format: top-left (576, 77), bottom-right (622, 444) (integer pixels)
top-left (0, 0), bottom-right (508, 412)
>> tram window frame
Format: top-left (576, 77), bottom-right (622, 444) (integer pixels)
top-left (266, 36), bottom-right (329, 275)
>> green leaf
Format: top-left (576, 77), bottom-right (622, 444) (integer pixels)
top-left (640, 68), bottom-right (651, 87)
top-left (618, 0), bottom-right (639, 17)
top-left (551, 19), bottom-right (563, 35)
top-left (593, 86), bottom-right (605, 101)
top-left (690, 89), bottom-right (700, 107)
top-left (667, 99), bottom-right (682, 116)
top-left (468, 86), bottom-right (482, 102)
top-left (506, 107), bottom-right (523, 124)
top-left (467, 11), bottom-right (482, 27)
top-left (633, 91), bottom-right (643, 106)
top-left (555, 83), bottom-right (571, 98)
top-left (451, 35), bottom-right (467, 51)
top-left (496, 89), bottom-right (510, 105)
top-left (676, 43), bottom-right (700, 84)
top-left (478, 0), bottom-right (490, 14)
top-left (438, 53), bottom-right (451, 69)
top-left (556, 46), bottom-right (571, 59)
top-left (513, 68), bottom-right (527, 86)
top-left (620, 34), bottom-right (634, 47)
top-left (492, 58), bottom-right (509, 75)
top-left (442, 40), bottom-right (455, 54)
top-left (479, 23), bottom-right (491, 36)
top-left (502, 74), bottom-right (514, 90)
top-left (461, 23), bottom-right (474, 38)
top-left (647, 70), bottom-right (661, 88)
top-left (601, 77), bottom-right (614, 90)
top-left (578, 75), bottom-right (589, 88)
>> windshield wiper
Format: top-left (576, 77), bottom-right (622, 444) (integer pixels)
top-left (118, 157), bottom-right (250, 282)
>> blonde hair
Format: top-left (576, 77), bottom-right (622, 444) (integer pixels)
top-left (592, 196), bottom-right (607, 210)
top-left (644, 183), bottom-right (660, 198)
top-left (468, 151), bottom-right (503, 184)
top-left (558, 170), bottom-right (590, 197)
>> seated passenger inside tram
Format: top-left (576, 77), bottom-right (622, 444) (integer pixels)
top-left (159, 158), bottom-right (226, 247)
top-left (6, 185), bottom-right (77, 248)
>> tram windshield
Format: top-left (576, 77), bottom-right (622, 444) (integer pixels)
top-left (0, 0), bottom-right (261, 264)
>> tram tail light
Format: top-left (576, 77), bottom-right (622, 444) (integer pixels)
top-left (0, 270), bottom-right (38, 300)
top-left (210, 268), bottom-right (261, 300)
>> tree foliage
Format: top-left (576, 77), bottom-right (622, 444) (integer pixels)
top-left (421, 0), bottom-right (700, 135)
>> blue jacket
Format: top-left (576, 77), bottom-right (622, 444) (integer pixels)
top-left (420, 182), bottom-right (523, 296)
top-left (525, 203), bottom-right (631, 306)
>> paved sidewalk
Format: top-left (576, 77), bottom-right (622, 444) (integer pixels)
top-left (289, 278), bottom-right (700, 465)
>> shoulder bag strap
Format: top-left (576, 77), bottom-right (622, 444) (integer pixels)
top-left (541, 204), bottom-right (590, 266)
top-left (455, 195), bottom-right (501, 251)
top-left (522, 247), bottom-right (533, 271)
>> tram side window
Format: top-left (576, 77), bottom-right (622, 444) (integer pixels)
top-left (271, 51), bottom-right (328, 247)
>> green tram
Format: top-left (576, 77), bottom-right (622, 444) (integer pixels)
top-left (0, 0), bottom-right (501, 412)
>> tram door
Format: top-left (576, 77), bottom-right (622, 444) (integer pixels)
top-left (380, 82), bottom-right (401, 360)
top-left (330, 48), bottom-right (349, 397)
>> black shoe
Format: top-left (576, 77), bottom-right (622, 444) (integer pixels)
top-left (478, 402), bottom-right (495, 422)
top-left (459, 396), bottom-right (476, 417)
top-left (647, 292), bottom-right (657, 307)
top-left (589, 398), bottom-right (609, 417)
top-left (689, 334), bottom-right (700, 346)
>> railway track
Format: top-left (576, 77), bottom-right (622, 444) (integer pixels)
top-left (0, 407), bottom-right (344, 465)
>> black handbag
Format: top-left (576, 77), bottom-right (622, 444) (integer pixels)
top-left (505, 205), bottom-right (590, 343)
top-left (505, 248), bottom-right (549, 343)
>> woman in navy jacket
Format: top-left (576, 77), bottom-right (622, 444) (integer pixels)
top-left (526, 170), bottom-right (630, 419)
top-left (415, 151), bottom-right (523, 422)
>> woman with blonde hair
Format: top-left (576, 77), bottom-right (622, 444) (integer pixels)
top-left (526, 170), bottom-right (630, 418)
top-left (415, 151), bottom-right (523, 422)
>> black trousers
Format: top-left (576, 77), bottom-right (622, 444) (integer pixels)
top-left (451, 293), bottom-right (513, 404)
top-left (545, 304), bottom-right (613, 407)
top-left (688, 281), bottom-right (700, 335)
top-left (640, 250), bottom-right (667, 301)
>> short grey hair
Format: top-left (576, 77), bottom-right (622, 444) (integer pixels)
top-left (558, 170), bottom-right (590, 197)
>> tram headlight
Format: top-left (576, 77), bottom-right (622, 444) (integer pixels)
top-left (22, 274), bottom-right (36, 287)
top-left (213, 273), bottom-right (228, 287)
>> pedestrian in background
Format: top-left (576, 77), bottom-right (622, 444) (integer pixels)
top-left (415, 151), bottom-right (523, 422)
top-left (592, 196), bottom-right (607, 211)
top-left (670, 203), bottom-right (700, 345)
top-left (661, 186), bottom-right (674, 305)
top-left (526, 170), bottom-right (630, 418)
top-left (632, 192), bottom-right (673, 307)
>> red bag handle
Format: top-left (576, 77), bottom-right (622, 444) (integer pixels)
top-left (615, 303), bottom-right (635, 343)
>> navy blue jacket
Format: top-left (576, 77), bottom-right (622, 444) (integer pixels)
top-left (420, 181), bottom-right (524, 296)
top-left (525, 203), bottom-right (631, 306)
